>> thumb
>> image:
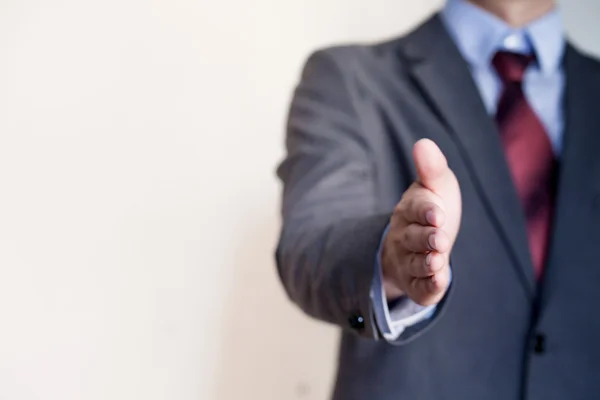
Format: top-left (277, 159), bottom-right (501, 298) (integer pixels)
top-left (413, 139), bottom-right (451, 194)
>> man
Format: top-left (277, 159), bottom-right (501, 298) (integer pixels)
top-left (276, 0), bottom-right (600, 398)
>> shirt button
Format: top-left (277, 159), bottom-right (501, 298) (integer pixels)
top-left (503, 34), bottom-right (521, 50)
top-left (533, 333), bottom-right (546, 354)
top-left (348, 314), bottom-right (365, 331)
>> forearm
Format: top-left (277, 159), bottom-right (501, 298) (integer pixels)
top-left (276, 214), bottom-right (390, 339)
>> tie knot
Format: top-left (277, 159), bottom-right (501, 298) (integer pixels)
top-left (492, 51), bottom-right (535, 84)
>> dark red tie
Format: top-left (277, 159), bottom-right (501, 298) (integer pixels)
top-left (492, 51), bottom-right (557, 279)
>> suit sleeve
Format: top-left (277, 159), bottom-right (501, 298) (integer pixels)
top-left (275, 49), bottom-right (390, 339)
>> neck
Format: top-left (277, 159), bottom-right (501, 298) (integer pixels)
top-left (467, 0), bottom-right (556, 27)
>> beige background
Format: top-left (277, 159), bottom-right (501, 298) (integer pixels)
top-left (0, 1), bottom-right (597, 399)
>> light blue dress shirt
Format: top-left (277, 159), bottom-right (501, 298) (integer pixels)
top-left (370, 0), bottom-right (566, 341)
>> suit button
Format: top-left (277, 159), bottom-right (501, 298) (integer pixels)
top-left (533, 334), bottom-right (546, 354)
top-left (348, 314), bottom-right (365, 331)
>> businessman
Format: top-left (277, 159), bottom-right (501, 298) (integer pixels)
top-left (277, 0), bottom-right (600, 398)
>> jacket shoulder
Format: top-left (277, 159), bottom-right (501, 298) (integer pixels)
top-left (304, 14), bottom-right (441, 75)
top-left (581, 50), bottom-right (600, 72)
top-left (304, 39), bottom-right (400, 73)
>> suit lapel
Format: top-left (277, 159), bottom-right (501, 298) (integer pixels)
top-left (399, 16), bottom-right (536, 293)
top-left (543, 45), bottom-right (600, 293)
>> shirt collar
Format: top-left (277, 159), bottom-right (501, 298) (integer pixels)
top-left (440, 0), bottom-right (565, 75)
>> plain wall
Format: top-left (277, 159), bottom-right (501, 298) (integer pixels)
top-left (0, 1), bottom-right (597, 399)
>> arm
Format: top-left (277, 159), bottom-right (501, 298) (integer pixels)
top-left (276, 50), bottom-right (459, 341)
top-left (276, 49), bottom-right (388, 339)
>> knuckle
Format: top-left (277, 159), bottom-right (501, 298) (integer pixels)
top-left (408, 253), bottom-right (419, 274)
top-left (411, 278), bottom-right (426, 294)
top-left (394, 200), bottom-right (410, 217)
top-left (405, 196), bottom-right (417, 211)
top-left (419, 198), bottom-right (432, 209)
top-left (402, 228), bottom-right (411, 247)
top-left (393, 202), bottom-right (404, 215)
top-left (421, 255), bottom-right (434, 276)
top-left (398, 272), bottom-right (412, 289)
top-left (422, 228), bottom-right (434, 248)
top-left (423, 256), bottom-right (435, 275)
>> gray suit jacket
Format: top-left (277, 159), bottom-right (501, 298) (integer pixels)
top-left (276, 15), bottom-right (600, 400)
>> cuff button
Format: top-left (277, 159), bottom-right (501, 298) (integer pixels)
top-left (349, 314), bottom-right (365, 331)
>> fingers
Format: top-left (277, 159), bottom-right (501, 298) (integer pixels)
top-left (413, 139), bottom-right (452, 195)
top-left (400, 193), bottom-right (446, 227)
top-left (409, 264), bottom-right (451, 306)
top-left (406, 251), bottom-right (446, 278)
top-left (381, 139), bottom-right (458, 305)
top-left (400, 225), bottom-right (451, 253)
